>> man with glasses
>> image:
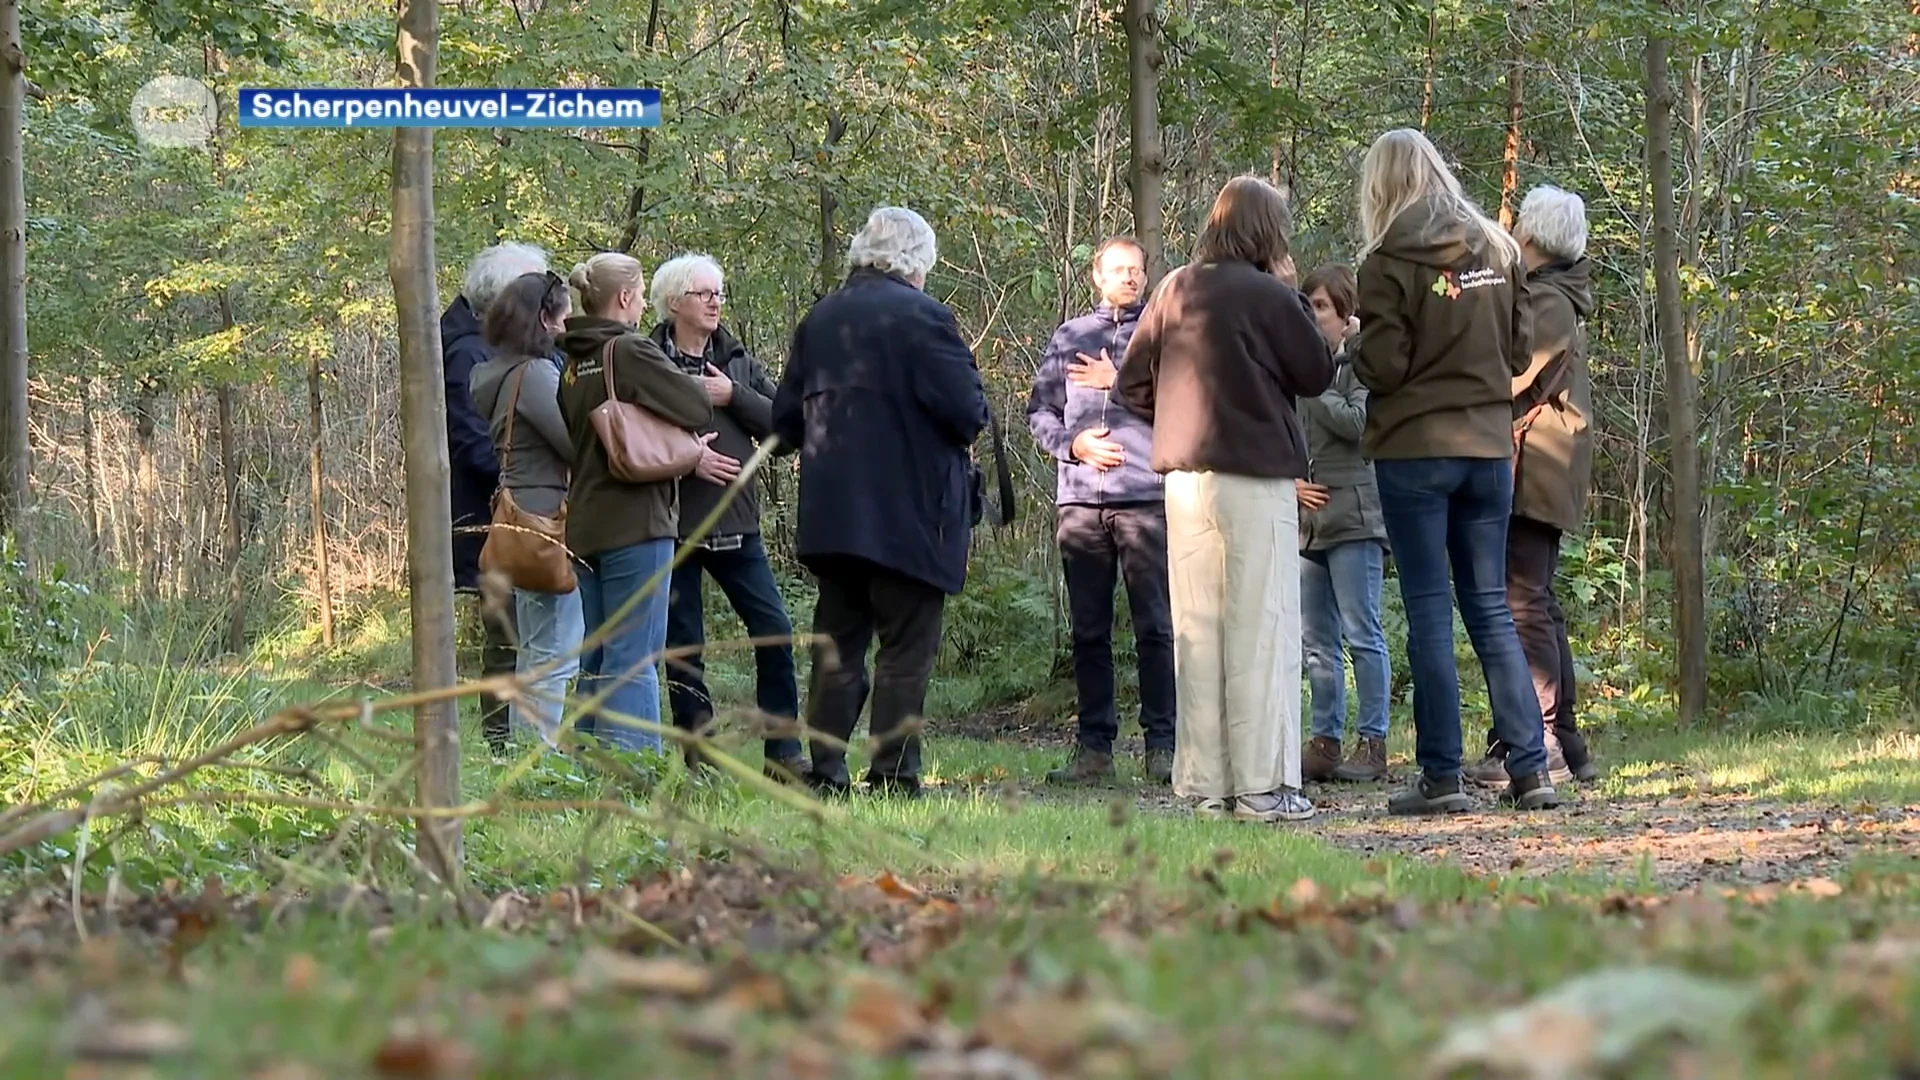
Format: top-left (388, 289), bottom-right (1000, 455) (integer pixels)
top-left (647, 252), bottom-right (807, 782)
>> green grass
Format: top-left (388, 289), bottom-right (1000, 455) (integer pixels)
top-left (4, 649), bottom-right (1920, 1077)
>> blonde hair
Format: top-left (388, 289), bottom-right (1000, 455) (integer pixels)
top-left (568, 252), bottom-right (645, 316)
top-left (1357, 128), bottom-right (1520, 267)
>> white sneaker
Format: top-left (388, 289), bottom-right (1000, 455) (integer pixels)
top-left (1195, 797), bottom-right (1231, 819)
top-left (1234, 788), bottom-right (1317, 822)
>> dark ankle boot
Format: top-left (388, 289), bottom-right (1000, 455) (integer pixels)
top-left (1046, 746), bottom-right (1115, 785)
top-left (1303, 736), bottom-right (1343, 782)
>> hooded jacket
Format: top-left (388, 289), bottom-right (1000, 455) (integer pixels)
top-left (1298, 336), bottom-right (1389, 552)
top-left (649, 321), bottom-right (791, 540)
top-left (1025, 300), bottom-right (1161, 507)
top-left (554, 316), bottom-right (714, 559)
top-left (1353, 197), bottom-right (1533, 461)
top-left (1512, 258), bottom-right (1596, 535)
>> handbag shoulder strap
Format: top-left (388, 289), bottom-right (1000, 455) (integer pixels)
top-left (600, 338), bottom-right (621, 403)
top-left (499, 359), bottom-right (529, 472)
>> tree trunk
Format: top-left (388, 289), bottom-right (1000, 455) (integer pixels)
top-left (1268, 10), bottom-right (1282, 189)
top-left (390, 0), bottom-right (463, 885)
top-left (1644, 34), bottom-right (1708, 724)
top-left (1284, 0), bottom-right (1312, 201)
top-left (1420, 0), bottom-right (1437, 130)
top-left (816, 109), bottom-right (845, 299)
top-left (614, 0), bottom-right (662, 255)
top-left (308, 349), bottom-right (334, 648)
top-left (1497, 1), bottom-right (1527, 228)
top-left (81, 375), bottom-right (100, 557)
top-left (216, 381), bottom-right (243, 655)
top-left (1121, 0), bottom-right (1165, 283)
top-left (134, 383), bottom-right (160, 600)
top-left (0, 0), bottom-right (28, 539)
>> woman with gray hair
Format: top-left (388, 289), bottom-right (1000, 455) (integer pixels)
top-left (773, 206), bottom-right (990, 798)
top-left (1465, 184), bottom-right (1599, 788)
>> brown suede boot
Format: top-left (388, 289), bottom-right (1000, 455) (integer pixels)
top-left (1303, 736), bottom-right (1342, 782)
top-left (1332, 735), bottom-right (1388, 782)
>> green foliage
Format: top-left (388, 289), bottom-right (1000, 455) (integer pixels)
top-left (0, 536), bottom-right (91, 687)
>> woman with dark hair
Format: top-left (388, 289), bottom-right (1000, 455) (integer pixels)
top-left (471, 270), bottom-right (579, 749)
top-left (1112, 175), bottom-right (1336, 823)
top-left (1296, 264), bottom-right (1394, 783)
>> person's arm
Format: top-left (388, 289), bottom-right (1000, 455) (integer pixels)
top-left (1512, 265), bottom-right (1543, 378)
top-left (444, 343), bottom-right (500, 484)
top-left (1273, 284), bottom-right (1337, 399)
top-left (771, 325), bottom-right (807, 452)
top-left (520, 361), bottom-right (575, 465)
top-left (1111, 270), bottom-right (1174, 421)
top-left (724, 349), bottom-right (778, 440)
top-left (911, 302), bottom-right (990, 447)
top-left (1353, 255), bottom-right (1414, 395)
top-left (1316, 362), bottom-right (1369, 443)
top-left (1025, 326), bottom-right (1075, 461)
top-left (616, 336), bottom-right (715, 429)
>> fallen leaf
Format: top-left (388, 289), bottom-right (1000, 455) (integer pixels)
top-left (1425, 967), bottom-right (1755, 1080)
top-left (911, 1047), bottom-right (1046, 1079)
top-left (876, 872), bottom-right (927, 902)
top-left (371, 1025), bottom-right (474, 1079)
top-left (574, 948), bottom-right (713, 997)
top-left (837, 973), bottom-right (929, 1055)
top-left (282, 953), bottom-right (319, 996)
top-left (72, 1019), bottom-right (188, 1061)
top-left (1287, 878), bottom-right (1323, 908)
top-left (1793, 876), bottom-right (1843, 898)
top-left (1284, 988), bottom-right (1360, 1032)
top-left (974, 994), bottom-right (1151, 1071)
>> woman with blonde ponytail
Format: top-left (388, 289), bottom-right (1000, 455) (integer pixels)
top-left (554, 251), bottom-right (716, 756)
top-left (1348, 127), bottom-right (1560, 816)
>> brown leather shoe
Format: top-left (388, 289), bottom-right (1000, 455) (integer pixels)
top-left (1332, 735), bottom-right (1388, 782)
top-left (1304, 736), bottom-right (1342, 782)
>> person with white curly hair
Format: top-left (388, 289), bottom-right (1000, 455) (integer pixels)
top-left (772, 206), bottom-right (990, 798)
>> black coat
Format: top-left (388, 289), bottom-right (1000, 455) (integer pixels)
top-left (440, 296), bottom-right (499, 590)
top-left (772, 268), bottom-right (990, 595)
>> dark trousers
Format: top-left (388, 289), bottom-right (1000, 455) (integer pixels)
top-left (802, 557), bottom-right (947, 786)
top-left (664, 534), bottom-right (804, 762)
top-left (1057, 503), bottom-right (1176, 754)
top-left (472, 593), bottom-right (518, 752)
top-left (1496, 516), bottom-right (1590, 767)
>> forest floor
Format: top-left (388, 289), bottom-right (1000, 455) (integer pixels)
top-left (3, 685), bottom-right (1919, 1077)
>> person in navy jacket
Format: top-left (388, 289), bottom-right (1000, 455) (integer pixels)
top-left (772, 206), bottom-right (990, 798)
top-left (440, 240), bottom-right (549, 756)
top-left (1025, 236), bottom-right (1176, 787)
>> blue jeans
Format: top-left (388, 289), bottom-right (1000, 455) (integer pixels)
top-left (1373, 458), bottom-right (1547, 779)
top-left (665, 534), bottom-right (804, 762)
top-left (513, 585), bottom-right (583, 747)
top-left (577, 538), bottom-right (674, 753)
top-left (1302, 540), bottom-right (1391, 741)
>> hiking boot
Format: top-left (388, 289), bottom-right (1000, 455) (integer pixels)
top-left (1464, 748), bottom-right (1511, 787)
top-left (865, 774), bottom-right (923, 800)
top-left (764, 753), bottom-right (810, 786)
top-left (1387, 772), bottom-right (1475, 816)
top-left (1498, 771), bottom-right (1561, 810)
top-left (1332, 736), bottom-right (1389, 782)
top-left (1572, 760), bottom-right (1600, 784)
top-left (1234, 788), bottom-right (1317, 822)
top-left (806, 769), bottom-right (851, 799)
top-left (1303, 736), bottom-right (1343, 782)
top-left (1142, 747), bottom-right (1175, 786)
top-left (1046, 746), bottom-right (1116, 786)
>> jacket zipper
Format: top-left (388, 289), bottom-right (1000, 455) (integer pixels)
top-left (1095, 309), bottom-right (1119, 504)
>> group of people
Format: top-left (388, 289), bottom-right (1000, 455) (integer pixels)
top-left (439, 124), bottom-right (1600, 820)
top-left (1030, 127), bottom-right (1599, 821)
top-left (442, 207), bottom-right (990, 797)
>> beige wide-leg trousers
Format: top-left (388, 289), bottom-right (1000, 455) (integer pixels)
top-left (1164, 470), bottom-right (1303, 800)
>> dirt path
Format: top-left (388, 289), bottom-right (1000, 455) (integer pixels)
top-left (951, 712), bottom-right (1920, 892)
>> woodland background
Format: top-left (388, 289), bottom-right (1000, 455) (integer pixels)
top-left (1, 0), bottom-right (1916, 733)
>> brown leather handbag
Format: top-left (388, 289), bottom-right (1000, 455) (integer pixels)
top-left (588, 337), bottom-right (704, 482)
top-left (478, 361), bottom-right (577, 595)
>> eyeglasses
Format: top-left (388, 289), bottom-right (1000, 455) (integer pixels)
top-left (542, 269), bottom-right (567, 306)
top-left (683, 288), bottom-right (725, 304)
